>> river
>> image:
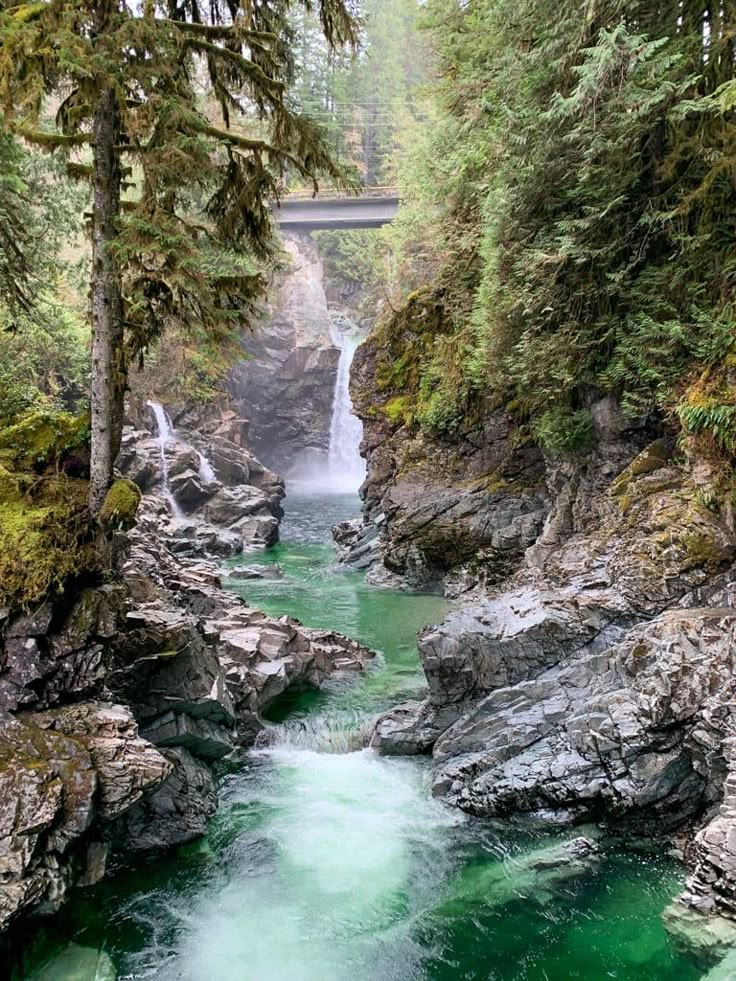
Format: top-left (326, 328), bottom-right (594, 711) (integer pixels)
top-left (21, 490), bottom-right (709, 981)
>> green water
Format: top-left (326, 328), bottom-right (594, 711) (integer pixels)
top-left (21, 492), bottom-right (715, 980)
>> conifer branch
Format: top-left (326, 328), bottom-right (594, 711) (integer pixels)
top-left (18, 128), bottom-right (92, 149)
top-left (180, 37), bottom-right (285, 96)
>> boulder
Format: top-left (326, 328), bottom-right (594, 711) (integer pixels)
top-left (116, 401), bottom-right (285, 557)
top-left (140, 710), bottom-right (234, 761)
top-left (204, 486), bottom-right (273, 525)
top-left (168, 468), bottom-right (215, 511)
top-left (430, 609), bottom-right (736, 835)
top-left (110, 746), bottom-right (216, 852)
top-left (369, 701), bottom-right (436, 756)
top-left (227, 564), bottom-right (283, 581)
top-left (332, 518), bottom-right (362, 557)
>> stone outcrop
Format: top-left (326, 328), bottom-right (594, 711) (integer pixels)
top-left (0, 703), bottom-right (170, 930)
top-left (229, 233), bottom-right (342, 473)
top-left (0, 511), bottom-right (374, 934)
top-left (432, 608), bottom-right (735, 830)
top-left (347, 344), bottom-right (551, 590)
top-left (118, 402), bottom-right (285, 556)
top-left (367, 424), bottom-right (736, 923)
top-left (373, 442), bottom-right (735, 753)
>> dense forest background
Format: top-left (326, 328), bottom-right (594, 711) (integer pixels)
top-left (2, 0), bottom-right (735, 460)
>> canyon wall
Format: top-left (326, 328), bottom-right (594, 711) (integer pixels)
top-left (229, 233), bottom-right (342, 476)
top-left (355, 290), bottom-right (736, 929)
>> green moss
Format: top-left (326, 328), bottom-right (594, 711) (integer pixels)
top-left (383, 395), bottom-right (413, 426)
top-left (0, 473), bottom-right (98, 611)
top-left (363, 286), bottom-right (468, 436)
top-left (681, 530), bottom-right (731, 573)
top-left (612, 440), bottom-right (673, 498)
top-left (630, 641), bottom-right (649, 659)
top-left (0, 409), bottom-right (89, 471)
top-left (98, 478), bottom-right (141, 531)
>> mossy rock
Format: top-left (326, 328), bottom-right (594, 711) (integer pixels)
top-left (611, 439), bottom-right (673, 498)
top-left (0, 473), bottom-right (98, 611)
top-left (382, 395), bottom-right (414, 427)
top-left (0, 410), bottom-right (90, 472)
top-left (98, 479), bottom-right (141, 531)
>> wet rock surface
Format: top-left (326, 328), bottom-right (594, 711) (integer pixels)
top-left (229, 233), bottom-right (341, 473)
top-left (347, 341), bottom-right (552, 589)
top-left (432, 608), bottom-right (735, 830)
top-left (367, 427), bottom-right (736, 923)
top-left (0, 703), bottom-right (170, 931)
top-left (0, 514), bottom-right (375, 933)
top-left (118, 400), bottom-right (285, 557)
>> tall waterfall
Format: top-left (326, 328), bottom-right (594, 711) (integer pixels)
top-left (327, 331), bottom-right (365, 493)
top-left (147, 400), bottom-right (184, 520)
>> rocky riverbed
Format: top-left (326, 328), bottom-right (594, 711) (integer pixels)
top-left (0, 481), bottom-right (373, 936)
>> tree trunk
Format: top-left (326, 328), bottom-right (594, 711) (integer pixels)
top-left (89, 86), bottom-right (125, 517)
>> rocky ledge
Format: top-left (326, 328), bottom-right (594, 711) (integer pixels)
top-left (0, 519), bottom-right (373, 934)
top-left (119, 400), bottom-right (285, 556)
top-left (369, 433), bottom-right (736, 933)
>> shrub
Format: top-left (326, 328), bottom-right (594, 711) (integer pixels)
top-left (533, 407), bottom-right (594, 457)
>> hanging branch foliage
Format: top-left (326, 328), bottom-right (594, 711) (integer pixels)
top-left (0, 0), bottom-right (359, 513)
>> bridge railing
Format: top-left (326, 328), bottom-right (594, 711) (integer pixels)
top-left (281, 185), bottom-right (399, 202)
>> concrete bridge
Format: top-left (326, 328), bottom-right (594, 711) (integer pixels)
top-left (274, 188), bottom-right (399, 230)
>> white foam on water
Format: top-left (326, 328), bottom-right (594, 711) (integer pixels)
top-left (133, 747), bottom-right (463, 981)
top-left (197, 451), bottom-right (217, 484)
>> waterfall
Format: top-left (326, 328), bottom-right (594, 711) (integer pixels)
top-left (147, 400), bottom-right (183, 520)
top-left (327, 331), bottom-right (365, 493)
top-left (198, 451), bottom-right (217, 485)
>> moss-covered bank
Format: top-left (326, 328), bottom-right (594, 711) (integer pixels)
top-left (0, 410), bottom-right (99, 611)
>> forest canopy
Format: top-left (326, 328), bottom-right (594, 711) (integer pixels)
top-left (364, 0), bottom-right (736, 453)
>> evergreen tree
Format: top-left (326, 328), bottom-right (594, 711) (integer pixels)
top-left (387, 0), bottom-right (736, 449)
top-left (0, 0), bottom-right (357, 514)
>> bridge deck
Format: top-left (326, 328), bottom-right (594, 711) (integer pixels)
top-left (274, 194), bottom-right (399, 230)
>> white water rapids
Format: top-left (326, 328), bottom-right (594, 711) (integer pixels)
top-left (132, 746), bottom-right (463, 981)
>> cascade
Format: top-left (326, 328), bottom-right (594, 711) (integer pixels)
top-left (327, 330), bottom-right (365, 492)
top-left (198, 451), bottom-right (217, 485)
top-left (147, 400), bottom-right (184, 520)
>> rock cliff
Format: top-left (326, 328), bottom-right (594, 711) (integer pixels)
top-left (229, 233), bottom-right (342, 474)
top-left (355, 293), bottom-right (736, 934)
top-left (346, 290), bottom-right (552, 592)
top-left (365, 429), bottom-right (736, 928)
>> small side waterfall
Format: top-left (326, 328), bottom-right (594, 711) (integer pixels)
top-left (147, 400), bottom-right (184, 520)
top-left (198, 452), bottom-right (217, 485)
top-left (327, 331), bottom-right (366, 493)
